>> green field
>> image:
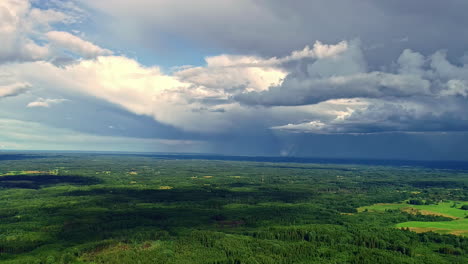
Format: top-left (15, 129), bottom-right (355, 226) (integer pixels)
top-left (396, 221), bottom-right (468, 236)
top-left (359, 201), bottom-right (468, 236)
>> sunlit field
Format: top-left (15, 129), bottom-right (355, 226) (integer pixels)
top-left (359, 201), bottom-right (468, 236)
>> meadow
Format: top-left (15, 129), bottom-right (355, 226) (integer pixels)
top-left (359, 201), bottom-right (468, 236)
top-left (0, 153), bottom-right (466, 263)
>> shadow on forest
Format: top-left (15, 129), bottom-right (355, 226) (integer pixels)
top-left (64, 186), bottom-right (313, 204)
top-left (0, 154), bottom-right (47, 161)
top-left (51, 187), bottom-right (337, 243)
top-left (0, 175), bottom-right (102, 189)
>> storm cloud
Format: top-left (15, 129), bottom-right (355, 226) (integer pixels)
top-left (78, 0), bottom-right (468, 64)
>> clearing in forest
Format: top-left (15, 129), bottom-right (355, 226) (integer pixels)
top-left (358, 200), bottom-right (468, 236)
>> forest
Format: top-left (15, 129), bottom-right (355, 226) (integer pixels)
top-left (0, 152), bottom-right (466, 263)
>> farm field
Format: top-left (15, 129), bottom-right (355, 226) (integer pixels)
top-left (359, 201), bottom-right (468, 236)
top-left (0, 152), bottom-right (467, 263)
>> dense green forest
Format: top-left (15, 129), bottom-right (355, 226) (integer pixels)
top-left (0, 153), bottom-right (467, 263)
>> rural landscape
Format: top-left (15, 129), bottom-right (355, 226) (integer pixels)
top-left (0, 152), bottom-right (466, 263)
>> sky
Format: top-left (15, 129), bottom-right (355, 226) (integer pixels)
top-left (1, 0), bottom-right (468, 160)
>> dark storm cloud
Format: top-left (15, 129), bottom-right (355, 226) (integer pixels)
top-left (272, 98), bottom-right (468, 135)
top-left (260, 45), bottom-right (468, 134)
top-left (79, 0), bottom-right (468, 65)
top-left (234, 72), bottom-right (430, 107)
top-left (258, 0), bottom-right (468, 63)
top-left (234, 44), bottom-right (432, 107)
top-left (272, 132), bottom-right (468, 161)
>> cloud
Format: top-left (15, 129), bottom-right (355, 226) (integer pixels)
top-left (273, 98), bottom-right (468, 134)
top-left (266, 43), bottom-right (468, 134)
top-left (0, 82), bottom-right (30, 98)
top-left (47, 31), bottom-right (112, 58)
top-left (0, 0), bottom-right (53, 63)
top-left (236, 72), bottom-right (431, 106)
top-left (5, 52), bottom-right (290, 132)
top-left (440, 80), bottom-right (468, 97)
top-left (3, 30), bottom-right (468, 136)
top-left (397, 49), bottom-right (426, 76)
top-left (6, 41), bottom-right (354, 133)
top-left (26, 97), bottom-right (69, 108)
top-left (235, 41), bottom-right (431, 106)
top-left (233, 41), bottom-right (468, 134)
top-left (0, 0), bottom-right (103, 63)
top-left (430, 51), bottom-right (468, 80)
top-left (188, 40), bottom-right (349, 68)
top-left (0, 118), bottom-right (207, 152)
top-left (77, 0), bottom-right (468, 66)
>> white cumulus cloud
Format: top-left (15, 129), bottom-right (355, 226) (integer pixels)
top-left (47, 31), bottom-right (112, 59)
top-left (0, 82), bottom-right (30, 98)
top-left (26, 97), bottom-right (69, 108)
